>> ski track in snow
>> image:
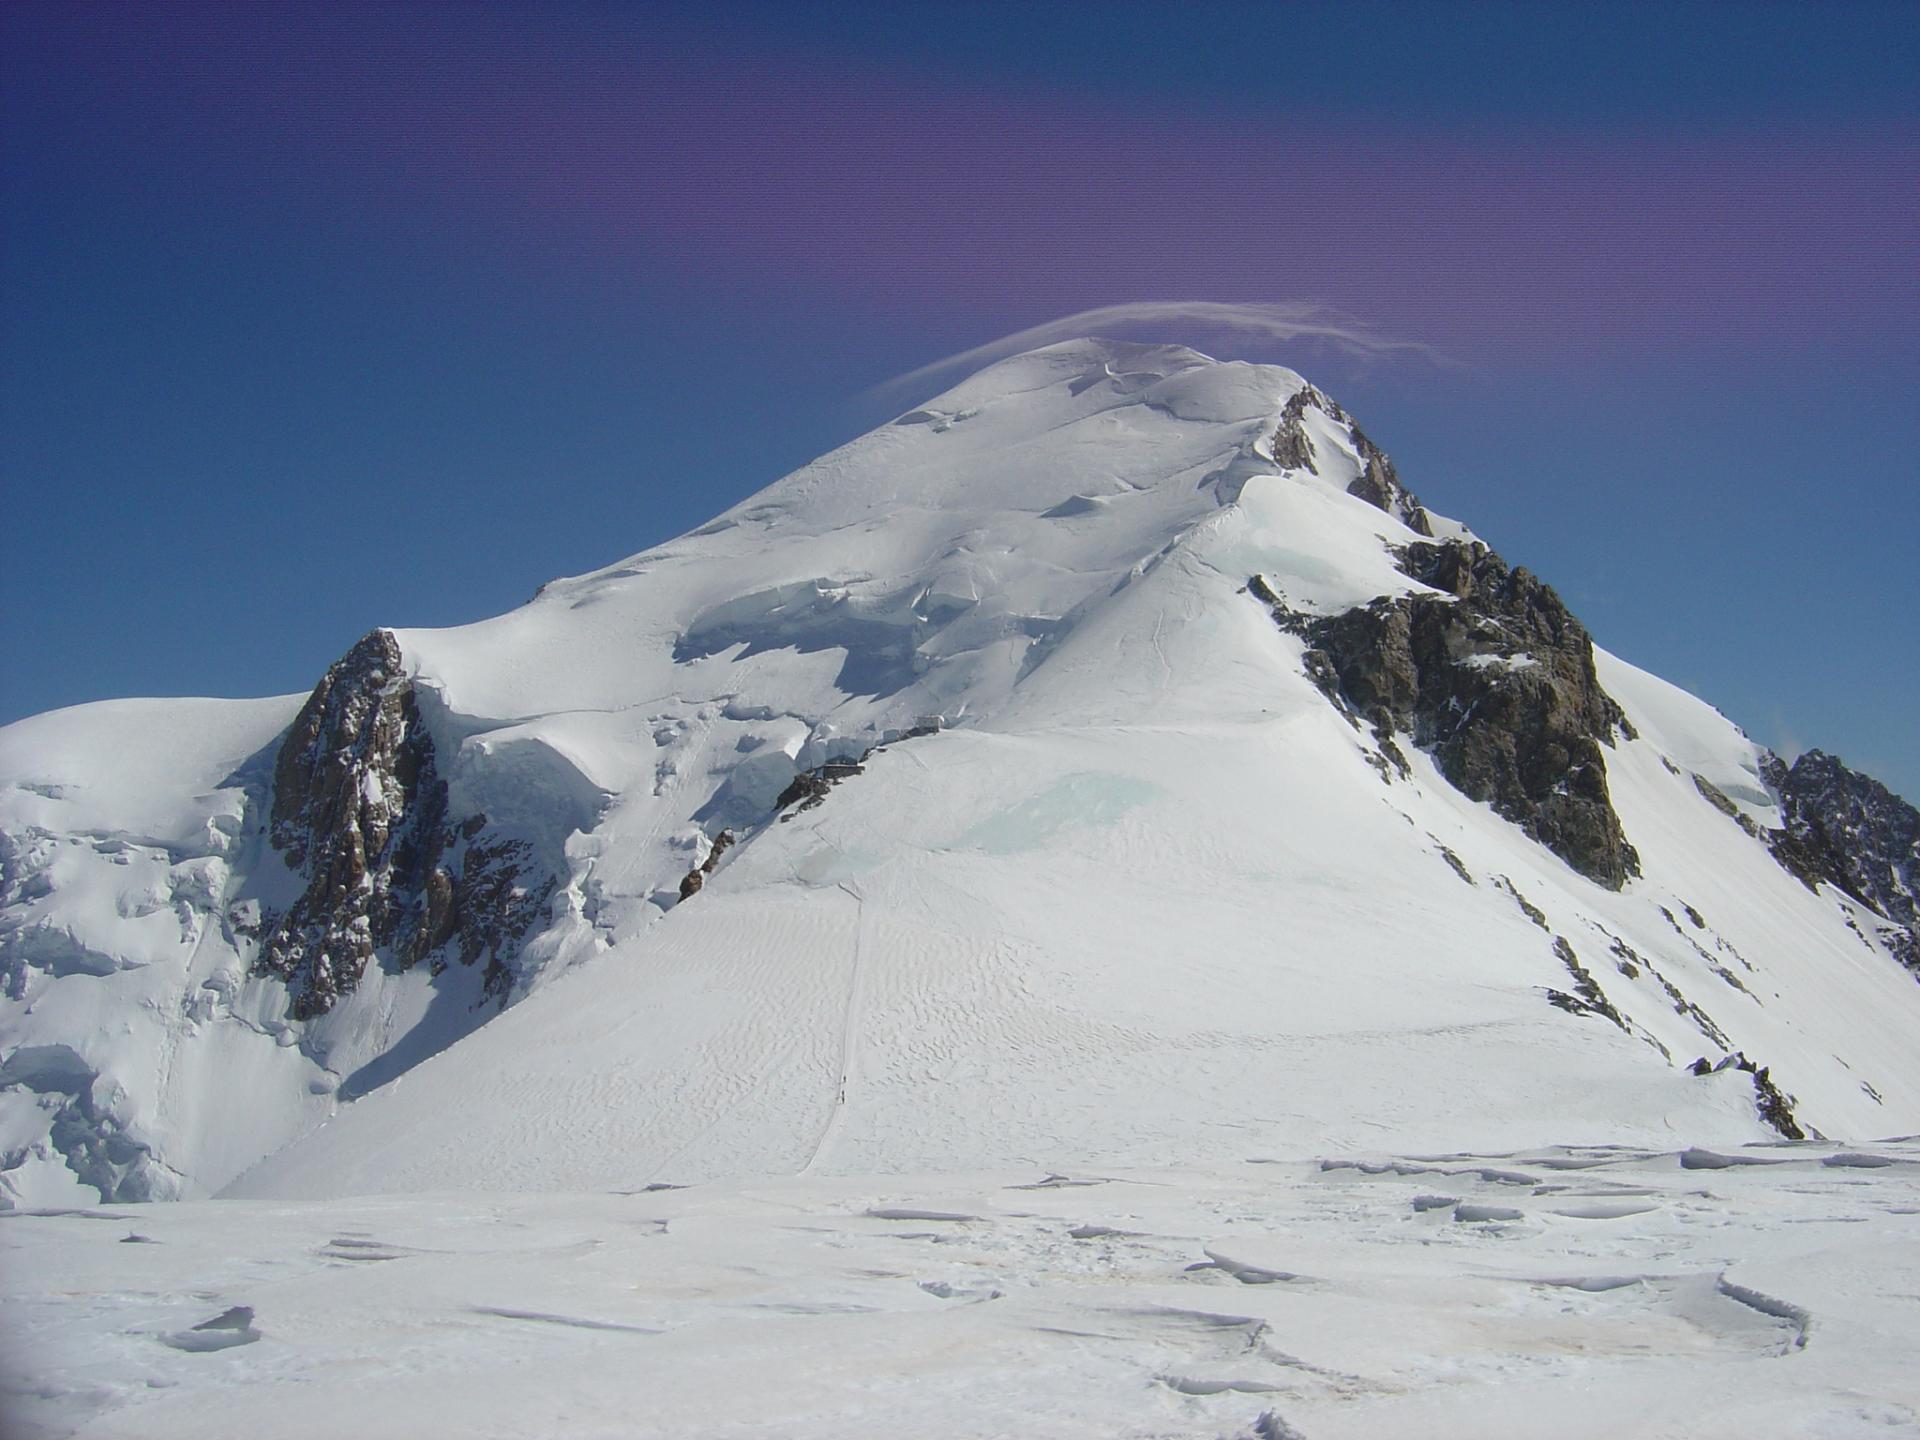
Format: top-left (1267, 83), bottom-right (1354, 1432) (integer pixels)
top-left (801, 879), bottom-right (872, 1176)
top-left (6, 1139), bottom-right (1920, 1439)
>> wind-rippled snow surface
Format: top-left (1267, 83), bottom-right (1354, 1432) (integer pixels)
top-left (6, 1140), bottom-right (1919, 1438)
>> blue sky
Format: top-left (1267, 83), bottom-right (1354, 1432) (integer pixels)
top-left (3, 1), bottom-right (1915, 794)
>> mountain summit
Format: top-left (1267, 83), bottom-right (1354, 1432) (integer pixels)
top-left (4, 339), bottom-right (1917, 1206)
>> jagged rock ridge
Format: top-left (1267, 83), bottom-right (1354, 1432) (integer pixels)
top-left (1269, 384), bottom-right (1435, 536)
top-left (1255, 539), bottom-right (1641, 889)
top-left (1761, 749), bottom-right (1920, 971)
top-left (258, 630), bottom-right (554, 1018)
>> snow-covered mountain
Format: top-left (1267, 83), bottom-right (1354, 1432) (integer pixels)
top-left (4, 338), bottom-right (1918, 1208)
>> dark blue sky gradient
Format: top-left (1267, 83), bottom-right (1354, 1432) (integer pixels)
top-left (3, 1), bottom-right (1915, 794)
top-left (723, 0), bottom-right (1919, 130)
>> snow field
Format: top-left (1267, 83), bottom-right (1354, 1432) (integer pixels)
top-left (227, 711), bottom-right (1879, 1199)
top-left (8, 1140), bottom-right (1919, 1438)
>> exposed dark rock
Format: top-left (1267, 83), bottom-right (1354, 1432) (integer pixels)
top-left (438, 832), bottom-right (556, 1004)
top-left (775, 771), bottom-right (833, 817)
top-left (1493, 875), bottom-right (1550, 931)
top-left (1267, 386), bottom-right (1435, 536)
top-left (1763, 827), bottom-right (1837, 897)
top-left (1659, 908), bottom-right (1751, 988)
top-left (1745, 1060), bottom-right (1806, 1140)
top-left (1548, 935), bottom-right (1626, 1029)
top-left (0, 829), bottom-right (31, 1002)
top-left (1434, 844), bottom-right (1475, 886)
top-left (1672, 989), bottom-right (1732, 1051)
top-left (1246, 574), bottom-right (1286, 610)
top-left (1692, 773), bottom-right (1762, 837)
top-left (776, 760), bottom-right (867, 820)
top-left (1342, 418), bottom-right (1435, 538)
top-left (1686, 1052), bottom-right (1807, 1140)
top-left (1267, 388), bottom-right (1321, 473)
top-left (255, 630), bottom-right (554, 1019)
top-left (1259, 543), bottom-right (1639, 888)
top-left (1883, 925), bottom-right (1919, 980)
top-left (1692, 774), bottom-right (1738, 818)
top-left (1586, 919), bottom-right (1732, 1051)
top-left (1601, 930), bottom-right (1645, 979)
top-left (1761, 751), bottom-right (1920, 947)
top-left (678, 829), bottom-right (735, 899)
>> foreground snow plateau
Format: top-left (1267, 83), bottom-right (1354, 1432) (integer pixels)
top-left (6, 1141), bottom-right (1918, 1438)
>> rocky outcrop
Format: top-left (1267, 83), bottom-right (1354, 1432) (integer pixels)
top-left (256, 631), bottom-right (553, 1018)
top-left (1761, 750), bottom-right (1920, 970)
top-left (678, 829), bottom-right (735, 899)
top-left (1692, 773), bottom-right (1762, 837)
top-left (0, 828), bottom-right (33, 1001)
top-left (1546, 934), bottom-right (1627, 1029)
top-left (1255, 539), bottom-right (1640, 889)
top-left (1269, 386), bottom-right (1435, 536)
top-left (1884, 925), bottom-right (1919, 978)
top-left (1687, 1052), bottom-right (1806, 1140)
top-left (775, 759), bottom-right (866, 819)
top-left (1267, 388), bottom-right (1321, 472)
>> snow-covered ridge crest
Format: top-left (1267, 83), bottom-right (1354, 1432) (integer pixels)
top-left (4, 338), bottom-right (1920, 1207)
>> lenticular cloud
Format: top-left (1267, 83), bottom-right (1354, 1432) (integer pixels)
top-left (875, 300), bottom-right (1431, 400)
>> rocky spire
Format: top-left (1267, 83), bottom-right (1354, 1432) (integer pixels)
top-left (256, 631), bottom-right (553, 1018)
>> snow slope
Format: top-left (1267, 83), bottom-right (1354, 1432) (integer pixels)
top-left (4, 339), bottom-right (1918, 1210)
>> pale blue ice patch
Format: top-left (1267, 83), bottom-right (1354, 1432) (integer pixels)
top-left (958, 772), bottom-right (1160, 854)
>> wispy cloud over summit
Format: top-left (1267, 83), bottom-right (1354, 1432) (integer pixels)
top-left (876, 302), bottom-right (1437, 401)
